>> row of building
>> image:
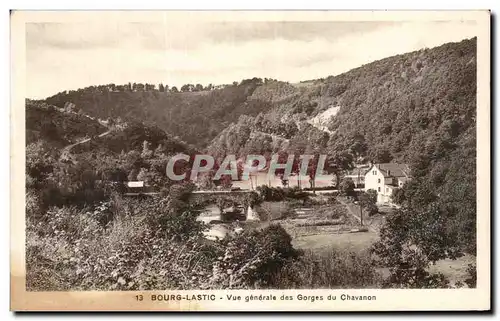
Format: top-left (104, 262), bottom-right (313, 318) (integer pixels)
top-left (125, 162), bottom-right (411, 206)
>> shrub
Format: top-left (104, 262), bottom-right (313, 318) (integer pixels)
top-left (257, 185), bottom-right (285, 201)
top-left (339, 178), bottom-right (356, 197)
top-left (210, 224), bottom-right (299, 288)
top-left (256, 202), bottom-right (293, 221)
top-left (26, 196), bottom-right (385, 291)
top-left (26, 201), bottom-right (217, 291)
top-left (256, 186), bottom-right (309, 202)
top-left (26, 190), bottom-right (42, 221)
top-left (273, 249), bottom-right (382, 289)
top-left (464, 264), bottom-right (477, 288)
top-left (358, 190), bottom-right (379, 216)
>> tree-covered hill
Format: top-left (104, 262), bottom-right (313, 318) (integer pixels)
top-left (209, 38), bottom-right (476, 164)
top-left (71, 122), bottom-right (196, 156)
top-left (208, 38), bottom-right (477, 256)
top-left (26, 100), bottom-right (108, 147)
top-left (43, 78), bottom-right (284, 147)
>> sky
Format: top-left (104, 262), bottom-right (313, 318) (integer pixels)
top-left (25, 18), bottom-right (479, 99)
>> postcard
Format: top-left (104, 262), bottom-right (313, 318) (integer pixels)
top-left (10, 10), bottom-right (490, 311)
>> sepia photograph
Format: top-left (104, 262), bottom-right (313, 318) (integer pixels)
top-left (10, 10), bottom-right (490, 311)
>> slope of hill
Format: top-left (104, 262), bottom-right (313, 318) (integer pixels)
top-left (71, 122), bottom-right (196, 156)
top-left (209, 37), bottom-right (477, 255)
top-left (209, 37), bottom-right (476, 162)
top-left (36, 38), bottom-right (476, 176)
top-left (26, 100), bottom-right (108, 147)
top-left (43, 79), bottom-right (281, 147)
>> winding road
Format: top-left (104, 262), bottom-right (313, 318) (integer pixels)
top-left (60, 129), bottom-right (111, 161)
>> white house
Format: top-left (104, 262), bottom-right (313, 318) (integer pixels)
top-left (364, 163), bottom-right (411, 204)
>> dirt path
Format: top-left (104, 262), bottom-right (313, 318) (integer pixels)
top-left (60, 129), bottom-right (111, 161)
top-left (337, 198), bottom-right (379, 234)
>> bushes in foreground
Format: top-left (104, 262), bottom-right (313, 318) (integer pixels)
top-left (273, 249), bottom-right (382, 289)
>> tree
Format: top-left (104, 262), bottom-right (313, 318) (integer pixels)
top-left (159, 83), bottom-right (165, 92)
top-left (371, 147), bottom-right (392, 163)
top-left (40, 120), bottom-right (58, 141)
top-left (141, 140), bottom-right (153, 159)
top-left (371, 202), bottom-right (462, 288)
top-left (128, 168), bottom-right (139, 181)
top-left (304, 153), bottom-right (321, 193)
top-left (136, 167), bottom-right (163, 187)
top-left (348, 134), bottom-right (368, 161)
top-left (391, 187), bottom-right (405, 205)
top-left (359, 189), bottom-right (377, 205)
top-left (244, 191), bottom-right (262, 208)
top-left (358, 190), bottom-right (378, 216)
top-left (195, 84), bottom-right (203, 92)
top-left (326, 152), bottom-right (354, 188)
top-left (171, 86), bottom-right (178, 93)
top-left (136, 167), bottom-right (148, 182)
top-left (339, 177), bottom-right (355, 197)
top-left (136, 83), bottom-right (145, 91)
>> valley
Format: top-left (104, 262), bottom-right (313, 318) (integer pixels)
top-left (25, 37), bottom-right (478, 290)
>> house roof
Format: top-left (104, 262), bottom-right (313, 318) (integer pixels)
top-left (372, 163), bottom-right (410, 178)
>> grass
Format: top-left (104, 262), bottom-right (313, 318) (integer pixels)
top-left (292, 230), bottom-right (379, 255)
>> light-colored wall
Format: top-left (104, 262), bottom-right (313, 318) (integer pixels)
top-left (364, 166), bottom-right (388, 203)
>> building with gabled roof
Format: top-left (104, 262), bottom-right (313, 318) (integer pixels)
top-left (364, 163), bottom-right (411, 204)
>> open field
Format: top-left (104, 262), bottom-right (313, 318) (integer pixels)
top-left (267, 201), bottom-right (379, 254)
top-left (292, 231), bottom-right (379, 255)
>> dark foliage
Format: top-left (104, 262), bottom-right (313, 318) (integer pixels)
top-left (26, 101), bottom-right (107, 146)
top-left (44, 78), bottom-right (273, 147)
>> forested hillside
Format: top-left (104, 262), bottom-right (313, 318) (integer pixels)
top-left (43, 79), bottom-right (283, 147)
top-left (34, 37), bottom-right (477, 255)
top-left (210, 38), bottom-right (476, 161)
top-left (208, 38), bottom-right (477, 257)
top-left (26, 102), bottom-right (196, 209)
top-left (26, 100), bottom-right (108, 147)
